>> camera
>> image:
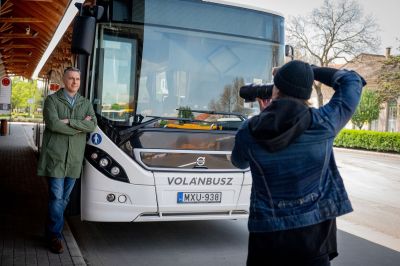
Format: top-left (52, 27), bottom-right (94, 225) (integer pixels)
top-left (239, 83), bottom-right (274, 102)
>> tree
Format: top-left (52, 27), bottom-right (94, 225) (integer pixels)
top-left (178, 106), bottom-right (194, 119)
top-left (11, 78), bottom-right (42, 116)
top-left (209, 77), bottom-right (245, 113)
top-left (287, 0), bottom-right (380, 106)
top-left (351, 89), bottom-right (381, 129)
top-left (111, 103), bottom-right (121, 110)
top-left (377, 55), bottom-right (400, 102)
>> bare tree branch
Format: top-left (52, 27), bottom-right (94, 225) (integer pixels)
top-left (286, 0), bottom-right (381, 106)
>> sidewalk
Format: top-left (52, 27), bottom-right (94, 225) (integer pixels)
top-left (334, 147), bottom-right (400, 159)
top-left (0, 123), bottom-right (85, 266)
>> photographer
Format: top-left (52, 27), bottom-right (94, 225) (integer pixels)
top-left (231, 60), bottom-right (366, 266)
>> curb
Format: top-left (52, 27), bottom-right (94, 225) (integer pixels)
top-left (63, 221), bottom-right (87, 266)
top-left (334, 147), bottom-right (400, 159)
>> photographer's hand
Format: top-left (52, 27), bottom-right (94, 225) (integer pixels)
top-left (257, 98), bottom-right (271, 112)
top-left (272, 67), bottom-right (280, 76)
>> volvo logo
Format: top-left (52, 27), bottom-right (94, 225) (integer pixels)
top-left (196, 156), bottom-right (206, 167)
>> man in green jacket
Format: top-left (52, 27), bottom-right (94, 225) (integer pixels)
top-left (37, 67), bottom-right (97, 254)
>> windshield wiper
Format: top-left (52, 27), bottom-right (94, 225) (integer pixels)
top-left (117, 110), bottom-right (244, 145)
top-left (117, 114), bottom-right (215, 145)
top-left (95, 113), bottom-right (152, 145)
top-left (117, 116), bottom-right (161, 145)
top-left (96, 114), bottom-right (120, 141)
top-left (119, 117), bottom-right (160, 136)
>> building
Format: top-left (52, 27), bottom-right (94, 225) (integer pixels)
top-left (311, 48), bottom-right (399, 132)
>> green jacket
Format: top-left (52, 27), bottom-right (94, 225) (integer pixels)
top-left (37, 89), bottom-right (97, 178)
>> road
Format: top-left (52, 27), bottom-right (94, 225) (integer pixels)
top-left (68, 148), bottom-right (400, 266)
top-left (335, 148), bottom-right (400, 251)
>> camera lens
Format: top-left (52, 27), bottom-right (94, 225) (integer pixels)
top-left (239, 84), bottom-right (273, 102)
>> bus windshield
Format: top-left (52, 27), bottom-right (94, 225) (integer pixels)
top-left (137, 26), bottom-right (281, 118)
top-left (91, 0), bottom-right (284, 123)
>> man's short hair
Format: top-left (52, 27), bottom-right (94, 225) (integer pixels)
top-left (64, 67), bottom-right (81, 75)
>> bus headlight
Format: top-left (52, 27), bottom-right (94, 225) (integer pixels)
top-left (106, 193), bottom-right (116, 202)
top-left (118, 194), bottom-right (127, 203)
top-left (99, 158), bottom-right (109, 167)
top-left (85, 145), bottom-right (129, 183)
top-left (111, 166), bottom-right (120, 176)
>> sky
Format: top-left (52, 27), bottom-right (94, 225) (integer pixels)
top-left (225, 0), bottom-right (399, 56)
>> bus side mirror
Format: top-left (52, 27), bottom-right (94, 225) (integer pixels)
top-left (71, 5), bottom-right (104, 55)
top-left (71, 16), bottom-right (96, 55)
top-left (285, 45), bottom-right (294, 60)
top-left (74, 3), bottom-right (104, 20)
top-left (88, 5), bottom-right (105, 20)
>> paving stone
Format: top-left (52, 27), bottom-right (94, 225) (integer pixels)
top-left (0, 124), bottom-right (86, 266)
top-left (37, 255), bottom-right (50, 265)
top-left (49, 261), bottom-right (63, 266)
top-left (71, 256), bottom-right (87, 266)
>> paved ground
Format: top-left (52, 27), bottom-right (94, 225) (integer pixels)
top-left (2, 123), bottom-right (400, 266)
top-left (335, 148), bottom-right (400, 252)
top-left (68, 217), bottom-right (400, 266)
top-left (0, 123), bottom-right (85, 266)
top-left (68, 148), bottom-right (400, 266)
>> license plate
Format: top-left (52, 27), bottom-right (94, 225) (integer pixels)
top-left (177, 192), bottom-right (222, 203)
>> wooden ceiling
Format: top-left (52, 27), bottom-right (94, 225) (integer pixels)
top-left (38, 27), bottom-right (73, 81)
top-left (0, 0), bottom-right (70, 78)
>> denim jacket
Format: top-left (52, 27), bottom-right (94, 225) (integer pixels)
top-left (232, 70), bottom-right (365, 232)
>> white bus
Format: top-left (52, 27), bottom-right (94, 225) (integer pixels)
top-left (70, 0), bottom-right (287, 222)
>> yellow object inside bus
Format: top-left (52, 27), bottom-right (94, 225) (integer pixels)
top-left (165, 123), bottom-right (222, 130)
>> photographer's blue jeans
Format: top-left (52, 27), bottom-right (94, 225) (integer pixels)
top-left (47, 177), bottom-right (76, 240)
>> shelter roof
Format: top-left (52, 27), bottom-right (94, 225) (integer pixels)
top-left (0, 0), bottom-right (70, 78)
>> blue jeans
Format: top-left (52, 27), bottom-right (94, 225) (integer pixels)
top-left (47, 177), bottom-right (76, 240)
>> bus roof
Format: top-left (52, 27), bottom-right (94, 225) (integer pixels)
top-left (202, 0), bottom-right (285, 18)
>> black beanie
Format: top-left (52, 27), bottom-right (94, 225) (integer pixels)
top-left (273, 60), bottom-right (314, 99)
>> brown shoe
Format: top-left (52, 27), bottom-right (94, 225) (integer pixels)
top-left (49, 237), bottom-right (64, 254)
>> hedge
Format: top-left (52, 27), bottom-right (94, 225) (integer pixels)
top-left (334, 129), bottom-right (400, 153)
